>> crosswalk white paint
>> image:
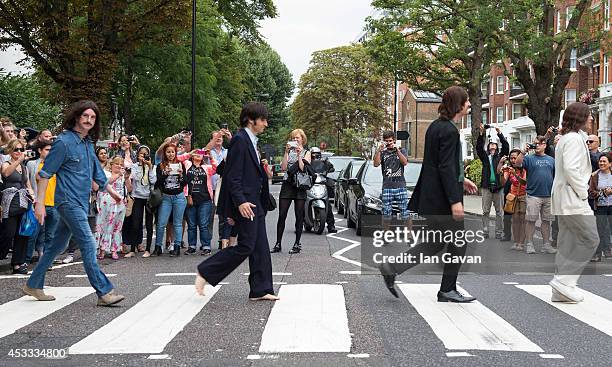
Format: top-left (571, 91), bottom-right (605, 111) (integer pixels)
top-left (397, 284), bottom-right (543, 352)
top-left (516, 285), bottom-right (612, 337)
top-left (258, 284), bottom-right (351, 353)
top-left (0, 287), bottom-right (94, 339)
top-left (69, 285), bottom-right (220, 354)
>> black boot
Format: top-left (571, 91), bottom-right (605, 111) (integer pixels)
top-left (153, 245), bottom-right (163, 256)
top-left (270, 243), bottom-right (282, 253)
top-left (170, 245), bottom-right (180, 257)
top-left (327, 226), bottom-right (337, 233)
top-left (288, 243), bottom-right (301, 254)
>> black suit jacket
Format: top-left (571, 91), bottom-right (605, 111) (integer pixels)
top-left (217, 128), bottom-right (270, 219)
top-left (408, 118), bottom-right (463, 216)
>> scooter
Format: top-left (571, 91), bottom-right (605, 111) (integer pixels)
top-left (303, 173), bottom-right (328, 235)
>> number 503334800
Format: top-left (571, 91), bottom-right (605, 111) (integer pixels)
top-left (7, 348), bottom-right (67, 359)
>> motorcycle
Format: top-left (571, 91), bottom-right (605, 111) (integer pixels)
top-left (303, 173), bottom-right (328, 234)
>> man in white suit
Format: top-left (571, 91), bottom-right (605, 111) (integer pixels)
top-left (549, 102), bottom-right (599, 303)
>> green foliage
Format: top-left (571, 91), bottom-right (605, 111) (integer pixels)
top-left (292, 45), bottom-right (389, 157)
top-left (466, 159), bottom-right (483, 188)
top-left (0, 72), bottom-right (62, 130)
top-left (215, 0), bottom-right (277, 43)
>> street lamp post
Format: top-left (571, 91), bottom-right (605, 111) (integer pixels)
top-left (191, 0), bottom-right (197, 146)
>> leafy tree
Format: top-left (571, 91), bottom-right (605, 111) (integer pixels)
top-left (292, 45), bottom-right (388, 157)
top-left (0, 72), bottom-right (62, 130)
top-left (366, 0), bottom-right (500, 155)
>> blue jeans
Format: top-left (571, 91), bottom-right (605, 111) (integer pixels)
top-left (156, 193), bottom-right (187, 248)
top-left (25, 206), bottom-right (60, 263)
top-left (27, 204), bottom-right (114, 297)
top-left (221, 216), bottom-right (238, 240)
top-left (186, 200), bottom-right (213, 249)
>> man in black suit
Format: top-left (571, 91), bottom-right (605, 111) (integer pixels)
top-left (195, 102), bottom-right (278, 301)
top-left (379, 86), bottom-right (478, 303)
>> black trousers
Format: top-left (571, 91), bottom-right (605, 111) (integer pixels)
top-left (0, 213), bottom-right (29, 266)
top-left (326, 186), bottom-right (335, 228)
top-left (197, 213), bottom-right (273, 298)
top-left (123, 198), bottom-right (154, 251)
top-left (503, 213), bottom-right (512, 239)
top-left (391, 218), bottom-right (466, 292)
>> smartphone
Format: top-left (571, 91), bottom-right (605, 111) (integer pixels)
top-left (221, 123), bottom-right (228, 130)
top-left (195, 149), bottom-right (207, 155)
top-left (25, 150), bottom-right (35, 159)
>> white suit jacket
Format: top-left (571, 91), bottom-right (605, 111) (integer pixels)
top-left (551, 131), bottom-right (593, 215)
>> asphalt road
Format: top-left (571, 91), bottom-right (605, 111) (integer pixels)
top-left (0, 183), bottom-right (611, 366)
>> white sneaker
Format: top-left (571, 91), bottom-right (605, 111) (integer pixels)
top-left (525, 243), bottom-right (536, 254)
top-left (510, 243), bottom-right (521, 251)
top-left (541, 243), bottom-right (557, 254)
top-left (62, 254), bottom-right (74, 264)
top-left (549, 278), bottom-right (584, 303)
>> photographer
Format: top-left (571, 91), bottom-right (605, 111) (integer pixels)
top-left (310, 147), bottom-right (336, 233)
top-left (516, 136), bottom-right (557, 254)
top-left (116, 134), bottom-right (140, 167)
top-left (373, 130), bottom-right (409, 221)
top-left (205, 128), bottom-right (232, 249)
top-left (476, 125), bottom-right (509, 239)
top-left (498, 149), bottom-right (527, 251)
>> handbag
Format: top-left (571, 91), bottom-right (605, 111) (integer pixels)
top-left (293, 171), bottom-right (313, 190)
top-left (19, 203), bottom-right (39, 236)
top-left (147, 187), bottom-right (162, 211)
top-left (504, 192), bottom-right (517, 214)
top-left (124, 183), bottom-right (134, 217)
top-left (88, 191), bottom-right (99, 218)
top-left (268, 193), bottom-right (277, 211)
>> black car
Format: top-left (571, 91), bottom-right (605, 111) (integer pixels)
top-left (346, 160), bottom-right (422, 235)
top-left (326, 156), bottom-right (364, 204)
top-left (335, 159), bottom-right (366, 216)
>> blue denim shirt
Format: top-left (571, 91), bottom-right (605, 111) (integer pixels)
top-left (39, 130), bottom-right (108, 211)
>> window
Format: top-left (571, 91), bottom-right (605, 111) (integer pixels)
top-left (512, 104), bottom-right (523, 120)
top-left (606, 0), bottom-right (610, 31)
top-left (482, 111), bottom-right (488, 124)
top-left (496, 76), bottom-right (505, 94)
top-left (570, 49), bottom-right (577, 70)
top-left (512, 70), bottom-right (521, 89)
top-left (525, 134), bottom-right (532, 146)
top-left (566, 6), bottom-right (574, 29)
top-left (505, 77), bottom-right (509, 91)
top-left (496, 107), bottom-right (505, 123)
top-left (481, 80), bottom-right (489, 96)
top-left (556, 10), bottom-right (562, 34)
top-left (564, 89), bottom-right (577, 108)
top-left (512, 137), bottom-right (520, 149)
top-left (605, 55), bottom-right (609, 83)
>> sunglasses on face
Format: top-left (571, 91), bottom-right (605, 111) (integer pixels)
top-left (587, 140), bottom-right (595, 144)
top-left (14, 148), bottom-right (25, 152)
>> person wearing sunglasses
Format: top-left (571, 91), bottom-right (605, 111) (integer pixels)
top-left (586, 135), bottom-right (602, 173)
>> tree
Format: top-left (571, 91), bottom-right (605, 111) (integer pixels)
top-left (292, 45), bottom-right (388, 156)
top-left (366, 0), bottom-right (500, 155)
top-left (490, 0), bottom-right (596, 134)
top-left (0, 72), bottom-right (62, 130)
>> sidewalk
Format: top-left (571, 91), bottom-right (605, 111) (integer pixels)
top-left (464, 194), bottom-right (491, 217)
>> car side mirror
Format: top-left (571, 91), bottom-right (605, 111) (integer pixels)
top-left (348, 178), bottom-right (358, 186)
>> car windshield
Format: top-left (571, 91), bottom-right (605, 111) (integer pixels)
top-left (363, 162), bottom-right (422, 185)
top-left (347, 160), bottom-right (365, 178)
top-left (328, 157), bottom-right (361, 174)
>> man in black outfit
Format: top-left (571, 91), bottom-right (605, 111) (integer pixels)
top-left (309, 147), bottom-right (337, 233)
top-left (379, 86), bottom-right (478, 303)
top-left (195, 102), bottom-right (277, 301)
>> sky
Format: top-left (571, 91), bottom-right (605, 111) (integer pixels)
top-left (259, 0), bottom-right (374, 87)
top-left (0, 0), bottom-right (375, 84)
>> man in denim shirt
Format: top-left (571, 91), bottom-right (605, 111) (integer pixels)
top-left (22, 100), bottom-right (125, 306)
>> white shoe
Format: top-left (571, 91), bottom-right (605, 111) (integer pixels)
top-left (62, 254), bottom-right (74, 264)
top-left (551, 288), bottom-right (578, 303)
top-left (510, 243), bottom-right (521, 251)
top-left (541, 243), bottom-right (557, 254)
top-left (549, 278), bottom-right (584, 303)
top-left (525, 243), bottom-right (536, 254)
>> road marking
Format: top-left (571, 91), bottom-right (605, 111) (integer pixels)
top-left (503, 282), bottom-right (519, 285)
top-left (153, 283), bottom-right (172, 286)
top-left (446, 352), bottom-right (474, 357)
top-left (0, 275), bottom-right (30, 279)
top-left (397, 284), bottom-right (543, 352)
top-left (69, 285), bottom-right (220, 354)
top-left (329, 225), bottom-right (363, 268)
top-left (539, 354), bottom-right (564, 359)
top-left (242, 272), bottom-right (292, 276)
top-left (339, 270), bottom-right (361, 275)
top-left (246, 355), bottom-right (261, 360)
top-left (155, 273), bottom-right (196, 276)
top-left (513, 272), bottom-right (553, 276)
top-left (0, 287), bottom-right (94, 339)
top-left (259, 284), bottom-right (351, 353)
top-left (347, 353), bottom-right (370, 358)
top-left (147, 354), bottom-right (171, 360)
top-left (66, 274), bottom-right (116, 278)
top-left (335, 281), bottom-right (348, 284)
top-left (516, 285), bottom-right (612, 337)
top-left (50, 261), bottom-right (84, 270)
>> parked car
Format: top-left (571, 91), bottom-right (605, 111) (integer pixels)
top-left (346, 160), bottom-right (422, 235)
top-left (326, 156), bottom-right (364, 203)
top-left (271, 163), bottom-right (284, 184)
top-left (335, 159), bottom-right (366, 216)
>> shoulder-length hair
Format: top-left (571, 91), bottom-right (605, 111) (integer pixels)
top-left (160, 143), bottom-right (178, 170)
top-left (560, 102), bottom-right (591, 135)
top-left (438, 86), bottom-right (468, 121)
top-left (61, 100), bottom-right (102, 142)
top-left (4, 138), bottom-right (24, 154)
top-left (289, 129), bottom-right (308, 146)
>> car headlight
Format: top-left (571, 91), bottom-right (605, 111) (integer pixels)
top-left (363, 194), bottom-right (382, 210)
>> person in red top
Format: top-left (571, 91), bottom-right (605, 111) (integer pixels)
top-left (499, 149), bottom-right (527, 251)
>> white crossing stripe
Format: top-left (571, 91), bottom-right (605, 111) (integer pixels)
top-left (397, 284), bottom-right (543, 352)
top-left (0, 287), bottom-right (94, 339)
top-left (69, 285), bottom-right (220, 354)
top-left (516, 285), bottom-right (612, 337)
top-left (258, 284), bottom-right (351, 353)
top-left (66, 274), bottom-right (116, 278)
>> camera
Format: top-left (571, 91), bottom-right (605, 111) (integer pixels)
top-left (483, 124), bottom-right (492, 129)
top-left (127, 135), bottom-right (136, 142)
top-left (221, 123), bottom-right (228, 130)
top-left (287, 141), bottom-right (298, 149)
top-left (144, 154), bottom-right (150, 161)
top-left (552, 127), bottom-right (558, 133)
top-left (25, 150), bottom-right (35, 159)
top-left (527, 143), bottom-right (537, 150)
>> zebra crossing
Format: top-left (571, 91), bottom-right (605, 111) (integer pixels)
top-left (0, 281), bottom-right (611, 359)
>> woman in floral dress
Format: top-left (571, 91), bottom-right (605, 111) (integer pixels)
top-left (96, 156), bottom-right (132, 260)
